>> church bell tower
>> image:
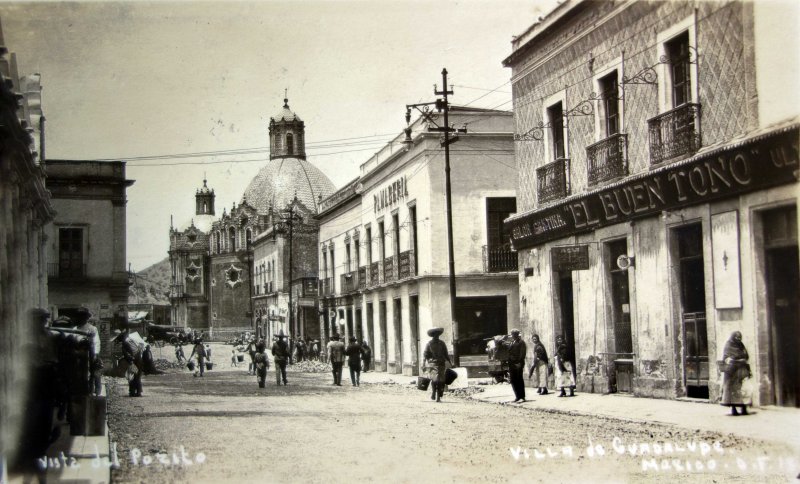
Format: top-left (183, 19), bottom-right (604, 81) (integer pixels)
top-left (195, 178), bottom-right (215, 216)
top-left (269, 96), bottom-right (306, 160)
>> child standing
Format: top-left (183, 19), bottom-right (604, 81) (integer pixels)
top-left (231, 349), bottom-right (238, 368)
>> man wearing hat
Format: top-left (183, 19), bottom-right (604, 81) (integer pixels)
top-left (326, 334), bottom-right (346, 386)
top-left (423, 327), bottom-right (451, 402)
top-left (344, 336), bottom-right (363, 386)
top-left (73, 307), bottom-right (102, 395)
top-left (507, 329), bottom-right (527, 403)
top-left (271, 329), bottom-right (289, 385)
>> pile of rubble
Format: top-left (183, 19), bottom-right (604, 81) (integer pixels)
top-left (290, 360), bottom-right (331, 373)
top-left (450, 386), bottom-right (485, 398)
top-left (154, 358), bottom-right (185, 371)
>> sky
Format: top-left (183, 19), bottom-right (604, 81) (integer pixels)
top-left (0, 0), bottom-right (554, 270)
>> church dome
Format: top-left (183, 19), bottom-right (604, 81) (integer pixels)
top-left (242, 157), bottom-right (335, 214)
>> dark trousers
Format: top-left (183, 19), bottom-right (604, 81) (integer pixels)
top-left (275, 361), bottom-right (287, 385)
top-left (349, 364), bottom-right (361, 386)
top-left (509, 365), bottom-right (525, 400)
top-left (332, 362), bottom-right (344, 385)
top-left (257, 369), bottom-right (267, 388)
top-left (128, 372), bottom-right (143, 396)
top-left (431, 381), bottom-right (444, 399)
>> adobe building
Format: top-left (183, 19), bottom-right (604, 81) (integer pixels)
top-left (317, 106), bottom-right (519, 376)
top-left (168, 98), bottom-right (334, 339)
top-left (504, 0), bottom-right (799, 406)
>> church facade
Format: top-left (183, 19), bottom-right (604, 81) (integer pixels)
top-left (168, 99), bottom-right (335, 339)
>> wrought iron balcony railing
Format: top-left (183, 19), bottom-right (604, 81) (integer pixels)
top-left (398, 250), bottom-right (416, 280)
top-left (340, 271), bottom-right (358, 294)
top-left (383, 255), bottom-right (397, 283)
top-left (48, 262), bottom-right (87, 279)
top-left (648, 102), bottom-right (701, 165)
top-left (587, 133), bottom-right (628, 185)
top-left (358, 266), bottom-right (367, 290)
top-left (319, 277), bottom-right (335, 297)
top-left (537, 157), bottom-right (570, 204)
top-left (483, 244), bottom-right (518, 272)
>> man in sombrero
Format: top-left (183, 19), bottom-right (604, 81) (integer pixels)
top-left (423, 327), bottom-right (452, 402)
top-left (271, 329), bottom-right (290, 385)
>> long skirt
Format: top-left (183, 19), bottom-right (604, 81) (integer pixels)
top-left (531, 360), bottom-right (548, 388)
top-left (721, 372), bottom-right (750, 406)
top-left (555, 360), bottom-right (575, 389)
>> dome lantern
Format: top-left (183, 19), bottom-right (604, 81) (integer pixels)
top-left (269, 96), bottom-right (306, 160)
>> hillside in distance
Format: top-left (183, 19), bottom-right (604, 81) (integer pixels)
top-left (129, 257), bottom-right (171, 305)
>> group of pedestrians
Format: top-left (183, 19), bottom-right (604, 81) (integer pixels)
top-left (501, 330), bottom-right (577, 403)
top-left (326, 334), bottom-right (371, 386)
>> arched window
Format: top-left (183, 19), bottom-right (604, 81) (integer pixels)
top-left (286, 133), bottom-right (294, 154)
top-left (229, 227), bottom-right (236, 251)
top-left (216, 231), bottom-right (221, 253)
top-left (203, 202), bottom-right (208, 214)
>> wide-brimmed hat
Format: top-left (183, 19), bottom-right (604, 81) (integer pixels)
top-left (331, 334), bottom-right (340, 340)
top-left (274, 329), bottom-right (286, 338)
top-left (427, 327), bottom-right (444, 337)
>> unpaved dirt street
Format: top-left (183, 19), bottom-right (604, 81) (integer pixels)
top-left (108, 353), bottom-right (797, 483)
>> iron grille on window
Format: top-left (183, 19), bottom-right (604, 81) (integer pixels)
top-left (358, 266), bottom-right (367, 289)
top-left (536, 158), bottom-right (570, 204)
top-left (648, 103), bottom-right (701, 165)
top-left (398, 250), bottom-right (415, 279)
top-left (341, 271), bottom-right (358, 294)
top-left (587, 133), bottom-right (628, 185)
top-left (369, 261), bottom-right (381, 287)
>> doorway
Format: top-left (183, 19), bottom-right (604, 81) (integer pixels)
top-left (557, 271), bottom-right (577, 386)
top-left (379, 300), bottom-right (387, 371)
top-left (674, 224), bottom-right (709, 399)
top-left (366, 302), bottom-right (375, 349)
top-left (409, 295), bottom-right (420, 375)
top-left (355, 308), bottom-right (362, 341)
top-left (455, 296), bottom-right (507, 356)
top-left (763, 206), bottom-right (799, 407)
top-left (393, 298), bottom-right (403, 374)
top-left (606, 239), bottom-right (633, 393)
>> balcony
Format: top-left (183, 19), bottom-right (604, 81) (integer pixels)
top-left (483, 244), bottom-right (518, 272)
top-left (48, 262), bottom-right (87, 279)
top-left (536, 158), bottom-right (570, 204)
top-left (369, 261), bottom-right (382, 287)
top-left (648, 102), bottom-right (701, 165)
top-left (398, 250), bottom-right (416, 280)
top-left (358, 266), bottom-right (367, 290)
top-left (587, 133), bottom-right (628, 185)
top-left (383, 255), bottom-right (397, 283)
top-left (340, 271), bottom-right (358, 294)
top-left (169, 284), bottom-right (185, 299)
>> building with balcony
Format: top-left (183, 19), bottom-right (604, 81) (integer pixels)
top-left (504, 0), bottom-right (799, 406)
top-left (45, 159), bottom-right (134, 336)
top-left (317, 107), bottom-right (518, 376)
top-left (0, 25), bottom-right (56, 470)
top-left (167, 97), bottom-right (334, 339)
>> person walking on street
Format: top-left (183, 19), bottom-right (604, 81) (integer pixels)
top-left (528, 334), bottom-right (549, 395)
top-left (116, 329), bottom-right (144, 396)
top-left (361, 340), bottom-right (372, 372)
top-left (507, 329), bottom-right (527, 403)
top-left (247, 337), bottom-right (258, 375)
top-left (345, 336), bottom-right (362, 386)
top-left (271, 330), bottom-right (289, 385)
top-left (254, 341), bottom-right (270, 388)
top-left (327, 334), bottom-right (346, 386)
top-left (721, 331), bottom-right (751, 416)
top-left (189, 339), bottom-right (207, 377)
top-left (423, 327), bottom-right (451, 403)
top-left (554, 335), bottom-right (575, 397)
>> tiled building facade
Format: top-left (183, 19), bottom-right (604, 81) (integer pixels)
top-left (505, 0), bottom-right (799, 406)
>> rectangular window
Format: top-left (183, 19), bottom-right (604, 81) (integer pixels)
top-left (392, 213), bottom-right (400, 259)
top-left (548, 102), bottom-right (565, 159)
top-left (329, 247), bottom-right (335, 281)
top-left (409, 206), bottom-right (418, 273)
top-left (322, 251), bottom-right (328, 278)
top-left (345, 242), bottom-right (352, 273)
top-left (666, 31), bottom-right (691, 108)
top-left (486, 198), bottom-right (516, 249)
top-left (59, 228), bottom-right (83, 277)
top-left (378, 221), bottom-right (386, 261)
top-left (599, 71), bottom-right (619, 137)
top-left (354, 237), bottom-right (360, 269)
top-left (366, 226), bottom-right (373, 264)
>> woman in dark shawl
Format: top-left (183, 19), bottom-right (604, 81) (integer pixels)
top-left (528, 334), bottom-right (549, 395)
top-left (721, 331), bottom-right (751, 415)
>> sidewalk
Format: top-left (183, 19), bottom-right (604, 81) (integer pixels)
top-left (360, 371), bottom-right (800, 452)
